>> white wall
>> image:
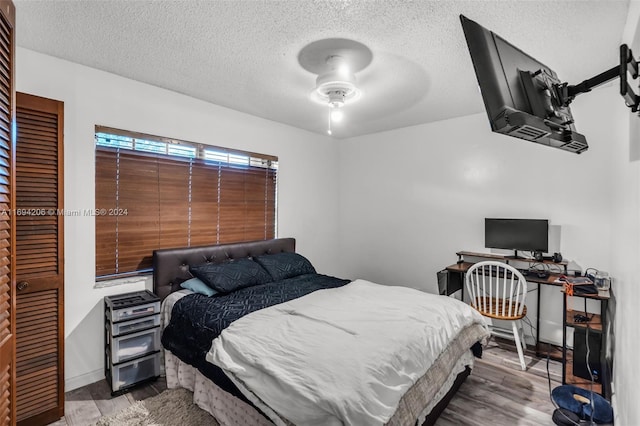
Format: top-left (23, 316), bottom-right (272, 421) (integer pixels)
top-left (16, 48), bottom-right (342, 390)
top-left (609, 4), bottom-right (640, 425)
top-left (337, 84), bottom-right (619, 348)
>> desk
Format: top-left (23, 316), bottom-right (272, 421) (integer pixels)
top-left (442, 251), bottom-right (611, 399)
top-left (443, 251), bottom-right (568, 358)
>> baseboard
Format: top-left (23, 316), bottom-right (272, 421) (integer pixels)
top-left (65, 368), bottom-right (105, 392)
top-left (65, 363), bottom-right (166, 392)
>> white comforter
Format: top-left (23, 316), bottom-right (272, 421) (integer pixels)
top-left (206, 279), bottom-right (487, 426)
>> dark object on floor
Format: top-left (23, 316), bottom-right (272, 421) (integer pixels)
top-left (552, 408), bottom-right (581, 426)
top-left (551, 385), bottom-right (613, 424)
top-left (471, 341), bottom-right (483, 358)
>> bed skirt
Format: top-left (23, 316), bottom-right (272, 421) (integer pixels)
top-left (164, 349), bottom-right (273, 426)
top-left (164, 345), bottom-right (476, 426)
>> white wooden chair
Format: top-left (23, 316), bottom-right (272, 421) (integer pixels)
top-left (465, 260), bottom-right (529, 370)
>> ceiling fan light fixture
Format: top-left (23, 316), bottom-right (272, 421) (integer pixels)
top-left (313, 55), bottom-right (361, 107)
top-left (327, 89), bottom-right (347, 108)
top-left (298, 38), bottom-right (373, 136)
top-left (315, 72), bottom-right (359, 106)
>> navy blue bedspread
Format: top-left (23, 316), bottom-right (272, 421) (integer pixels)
top-left (162, 273), bottom-right (350, 395)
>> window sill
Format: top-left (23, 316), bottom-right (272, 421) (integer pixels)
top-left (94, 274), bottom-right (152, 289)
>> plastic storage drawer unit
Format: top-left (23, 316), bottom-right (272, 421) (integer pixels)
top-left (105, 290), bottom-right (161, 395)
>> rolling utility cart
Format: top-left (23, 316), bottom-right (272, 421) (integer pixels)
top-left (104, 290), bottom-right (161, 395)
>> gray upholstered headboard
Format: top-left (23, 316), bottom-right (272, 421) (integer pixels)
top-left (152, 238), bottom-right (296, 300)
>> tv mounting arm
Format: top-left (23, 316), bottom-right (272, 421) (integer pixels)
top-left (555, 44), bottom-right (640, 112)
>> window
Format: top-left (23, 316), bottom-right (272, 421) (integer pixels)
top-left (95, 126), bottom-right (278, 278)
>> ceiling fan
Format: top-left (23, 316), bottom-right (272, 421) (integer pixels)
top-left (298, 38), bottom-right (373, 135)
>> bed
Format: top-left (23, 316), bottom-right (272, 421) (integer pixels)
top-left (154, 238), bottom-right (489, 426)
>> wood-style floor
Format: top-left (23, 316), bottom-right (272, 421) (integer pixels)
top-left (48, 340), bottom-right (566, 426)
top-left (437, 340), bottom-right (562, 426)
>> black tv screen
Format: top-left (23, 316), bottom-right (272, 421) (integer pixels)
top-left (485, 218), bottom-right (549, 255)
top-left (460, 15), bottom-right (588, 154)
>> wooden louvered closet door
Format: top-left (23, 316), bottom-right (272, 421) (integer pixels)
top-left (0, 1), bottom-right (15, 425)
top-left (15, 93), bottom-right (63, 426)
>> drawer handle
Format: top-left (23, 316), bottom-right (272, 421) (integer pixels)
top-left (17, 281), bottom-right (29, 291)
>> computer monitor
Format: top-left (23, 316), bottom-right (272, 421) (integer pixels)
top-left (485, 218), bottom-right (549, 258)
top-left (460, 15), bottom-right (588, 154)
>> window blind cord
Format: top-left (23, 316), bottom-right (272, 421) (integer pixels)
top-left (187, 159), bottom-right (193, 246)
top-left (115, 148), bottom-right (121, 274)
top-left (263, 166), bottom-right (268, 240)
top-left (216, 162), bottom-right (221, 244)
top-left (156, 158), bottom-right (160, 250)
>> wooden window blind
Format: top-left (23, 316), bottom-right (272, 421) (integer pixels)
top-left (95, 126), bottom-right (278, 278)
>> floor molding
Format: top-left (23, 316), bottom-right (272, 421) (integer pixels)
top-left (65, 368), bottom-right (105, 392)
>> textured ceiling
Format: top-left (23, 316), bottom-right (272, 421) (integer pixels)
top-left (15, 0), bottom-right (630, 139)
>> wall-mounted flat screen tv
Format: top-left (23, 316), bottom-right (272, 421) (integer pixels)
top-left (485, 218), bottom-right (549, 258)
top-left (460, 15), bottom-right (588, 154)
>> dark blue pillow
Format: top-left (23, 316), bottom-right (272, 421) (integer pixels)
top-left (189, 258), bottom-right (272, 293)
top-left (253, 252), bottom-right (316, 281)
